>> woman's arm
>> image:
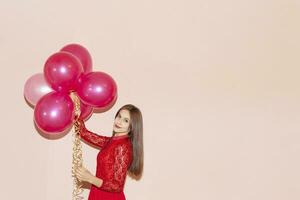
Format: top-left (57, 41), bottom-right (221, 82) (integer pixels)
top-left (99, 143), bottom-right (132, 192)
top-left (77, 120), bottom-right (111, 148)
top-left (75, 166), bottom-right (103, 187)
top-left (75, 144), bottom-right (132, 191)
top-left (89, 175), bottom-right (103, 188)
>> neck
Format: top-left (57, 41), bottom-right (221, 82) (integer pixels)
top-left (114, 132), bottom-right (128, 137)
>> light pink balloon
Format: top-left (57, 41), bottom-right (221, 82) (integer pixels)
top-left (34, 91), bottom-right (75, 134)
top-left (24, 73), bottom-right (53, 106)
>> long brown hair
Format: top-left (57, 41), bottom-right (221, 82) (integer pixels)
top-left (113, 104), bottom-right (143, 180)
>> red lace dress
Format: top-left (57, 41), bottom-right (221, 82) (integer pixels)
top-left (80, 128), bottom-right (133, 200)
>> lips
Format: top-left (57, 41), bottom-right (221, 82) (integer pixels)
top-left (115, 124), bottom-right (121, 128)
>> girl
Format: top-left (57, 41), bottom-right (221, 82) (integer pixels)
top-left (75, 104), bottom-right (143, 200)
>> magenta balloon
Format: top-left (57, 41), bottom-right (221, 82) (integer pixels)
top-left (24, 73), bottom-right (53, 106)
top-left (34, 91), bottom-right (75, 133)
top-left (60, 44), bottom-right (92, 73)
top-left (77, 72), bottom-right (118, 108)
top-left (44, 52), bottom-right (83, 92)
top-left (93, 92), bottom-right (117, 113)
top-left (79, 101), bottom-right (93, 121)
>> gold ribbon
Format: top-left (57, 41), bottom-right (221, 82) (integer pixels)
top-left (70, 92), bottom-right (84, 200)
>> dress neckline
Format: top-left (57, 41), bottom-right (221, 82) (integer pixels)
top-left (112, 134), bottom-right (129, 140)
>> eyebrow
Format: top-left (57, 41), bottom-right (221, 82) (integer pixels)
top-left (119, 113), bottom-right (129, 120)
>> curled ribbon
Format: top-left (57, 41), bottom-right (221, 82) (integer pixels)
top-left (70, 92), bottom-right (84, 200)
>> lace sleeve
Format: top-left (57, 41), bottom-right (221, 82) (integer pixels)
top-left (100, 144), bottom-right (132, 192)
top-left (79, 128), bottom-right (111, 148)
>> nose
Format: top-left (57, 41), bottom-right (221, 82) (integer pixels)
top-left (115, 121), bottom-right (121, 126)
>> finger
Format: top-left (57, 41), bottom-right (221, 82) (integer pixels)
top-left (76, 174), bottom-right (82, 179)
top-left (75, 170), bottom-right (84, 177)
top-left (77, 168), bottom-right (84, 173)
top-left (80, 167), bottom-right (86, 171)
top-left (76, 171), bottom-right (83, 176)
top-left (77, 176), bottom-right (85, 182)
top-left (76, 174), bottom-right (83, 180)
top-left (76, 167), bottom-right (82, 171)
top-left (74, 169), bottom-right (79, 175)
top-left (80, 166), bottom-right (87, 172)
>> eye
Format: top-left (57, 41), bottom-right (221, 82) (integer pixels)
top-left (125, 119), bottom-right (129, 123)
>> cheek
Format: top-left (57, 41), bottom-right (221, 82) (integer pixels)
top-left (121, 122), bottom-right (126, 127)
top-left (125, 123), bottom-right (130, 129)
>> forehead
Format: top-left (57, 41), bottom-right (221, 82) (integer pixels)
top-left (119, 109), bottom-right (130, 118)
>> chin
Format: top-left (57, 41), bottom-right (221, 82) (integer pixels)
top-left (113, 128), bottom-right (121, 133)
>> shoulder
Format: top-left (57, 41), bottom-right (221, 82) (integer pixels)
top-left (115, 140), bottom-right (131, 150)
top-left (113, 140), bottom-right (132, 156)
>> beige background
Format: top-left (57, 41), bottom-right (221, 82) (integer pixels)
top-left (0, 0), bottom-right (300, 199)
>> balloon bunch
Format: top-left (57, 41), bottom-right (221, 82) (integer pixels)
top-left (24, 44), bottom-right (118, 134)
top-left (24, 44), bottom-right (117, 200)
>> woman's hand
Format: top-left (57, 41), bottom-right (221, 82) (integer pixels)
top-left (75, 166), bottom-right (93, 183)
top-left (75, 119), bottom-right (86, 132)
top-left (75, 166), bottom-right (104, 187)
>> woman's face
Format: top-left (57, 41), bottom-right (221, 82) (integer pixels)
top-left (113, 109), bottom-right (131, 133)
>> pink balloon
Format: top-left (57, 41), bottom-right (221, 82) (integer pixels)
top-left (60, 44), bottom-right (92, 73)
top-left (34, 91), bottom-right (75, 133)
top-left (79, 101), bottom-right (93, 121)
top-left (44, 52), bottom-right (83, 92)
top-left (77, 72), bottom-right (118, 108)
top-left (93, 93), bottom-right (117, 113)
top-left (24, 73), bottom-right (53, 106)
